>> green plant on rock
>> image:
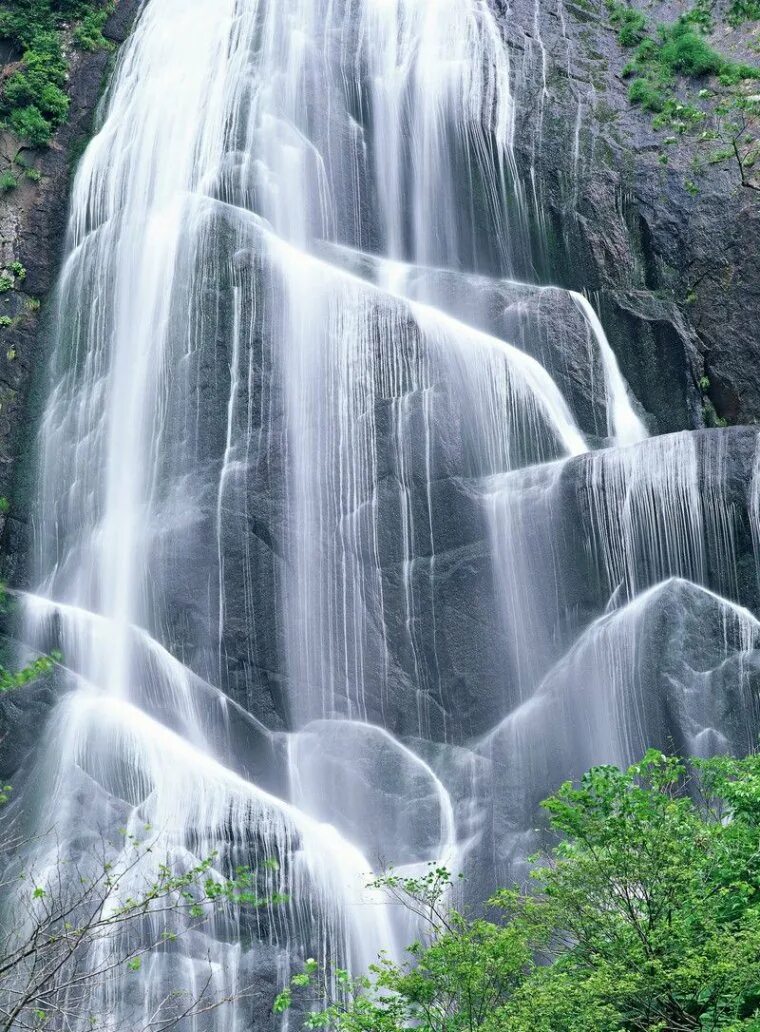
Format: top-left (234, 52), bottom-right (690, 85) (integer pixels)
top-left (612, 3), bottom-right (760, 193)
top-left (607, 2), bottom-right (648, 45)
top-left (0, 172), bottom-right (17, 193)
top-left (660, 21), bottom-right (725, 77)
top-left (629, 77), bottom-right (666, 112)
top-left (652, 99), bottom-right (706, 134)
top-left (682, 0), bottom-right (716, 33)
top-left (0, 1), bottom-right (114, 146)
top-left (8, 105), bottom-right (54, 147)
top-left (728, 0), bottom-right (760, 25)
top-left (0, 651), bottom-right (59, 693)
top-left (74, 5), bottom-right (115, 52)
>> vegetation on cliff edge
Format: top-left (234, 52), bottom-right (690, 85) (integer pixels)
top-left (0, 0), bottom-right (114, 148)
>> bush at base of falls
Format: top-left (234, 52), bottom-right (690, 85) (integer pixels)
top-left (279, 749), bottom-right (760, 1031)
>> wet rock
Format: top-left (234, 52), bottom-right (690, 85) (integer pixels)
top-left (492, 0), bottom-right (760, 430)
top-left (0, 0), bottom-right (143, 578)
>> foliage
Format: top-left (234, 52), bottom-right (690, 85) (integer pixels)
top-left (277, 750), bottom-right (760, 1031)
top-left (0, 835), bottom-right (280, 1030)
top-left (274, 870), bottom-right (544, 1032)
top-left (0, 597), bottom-right (58, 685)
top-left (73, 5), bottom-right (114, 51)
top-left (608, 1), bottom-right (760, 192)
top-left (625, 17), bottom-right (760, 87)
top-left (608, 2), bottom-right (648, 47)
top-left (660, 21), bottom-right (726, 77)
top-left (728, 0), bottom-right (760, 24)
top-left (512, 751), bottom-right (760, 1030)
top-left (0, 1), bottom-right (114, 146)
top-left (628, 77), bottom-right (666, 112)
top-left (0, 261), bottom-right (28, 305)
top-left (0, 651), bottom-right (59, 693)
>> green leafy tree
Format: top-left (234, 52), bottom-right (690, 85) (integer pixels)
top-left (274, 868), bottom-right (543, 1031)
top-left (278, 750), bottom-right (760, 1031)
top-left (504, 751), bottom-right (760, 1030)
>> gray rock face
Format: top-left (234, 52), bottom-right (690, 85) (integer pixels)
top-left (491, 0), bottom-right (760, 431)
top-left (0, 0), bottom-right (143, 575)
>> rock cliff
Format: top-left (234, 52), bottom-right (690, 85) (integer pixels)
top-left (0, 0), bottom-right (758, 781)
top-left (498, 0), bottom-right (760, 431)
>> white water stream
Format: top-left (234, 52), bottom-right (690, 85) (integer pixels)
top-left (3, 0), bottom-right (758, 1028)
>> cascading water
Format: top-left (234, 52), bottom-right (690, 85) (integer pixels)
top-left (4, 0), bottom-right (760, 1028)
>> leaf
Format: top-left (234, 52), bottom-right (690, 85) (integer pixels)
top-left (273, 989), bottom-right (292, 1014)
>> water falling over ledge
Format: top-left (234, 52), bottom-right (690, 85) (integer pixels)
top-left (2, 0), bottom-right (760, 1027)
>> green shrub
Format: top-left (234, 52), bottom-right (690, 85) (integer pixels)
top-left (660, 23), bottom-right (725, 77)
top-left (720, 62), bottom-right (760, 84)
top-left (0, 172), bottom-right (17, 193)
top-left (728, 0), bottom-right (760, 24)
top-left (618, 9), bottom-right (647, 45)
top-left (629, 77), bottom-right (666, 112)
top-left (8, 105), bottom-right (52, 146)
top-left (277, 751), bottom-right (760, 1032)
top-left (74, 7), bottom-right (114, 51)
top-left (4, 74), bottom-right (70, 122)
top-left (0, 2), bottom-right (112, 145)
top-left (608, 3), bottom-right (649, 46)
top-left (652, 99), bottom-right (706, 132)
top-left (634, 36), bottom-right (660, 68)
top-left (2, 33), bottom-right (70, 133)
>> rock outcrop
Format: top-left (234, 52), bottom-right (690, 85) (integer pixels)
top-left (0, 1), bottom-right (141, 572)
top-left (495, 0), bottom-right (760, 431)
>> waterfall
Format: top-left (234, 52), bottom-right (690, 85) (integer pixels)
top-left (4, 0), bottom-right (760, 1028)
